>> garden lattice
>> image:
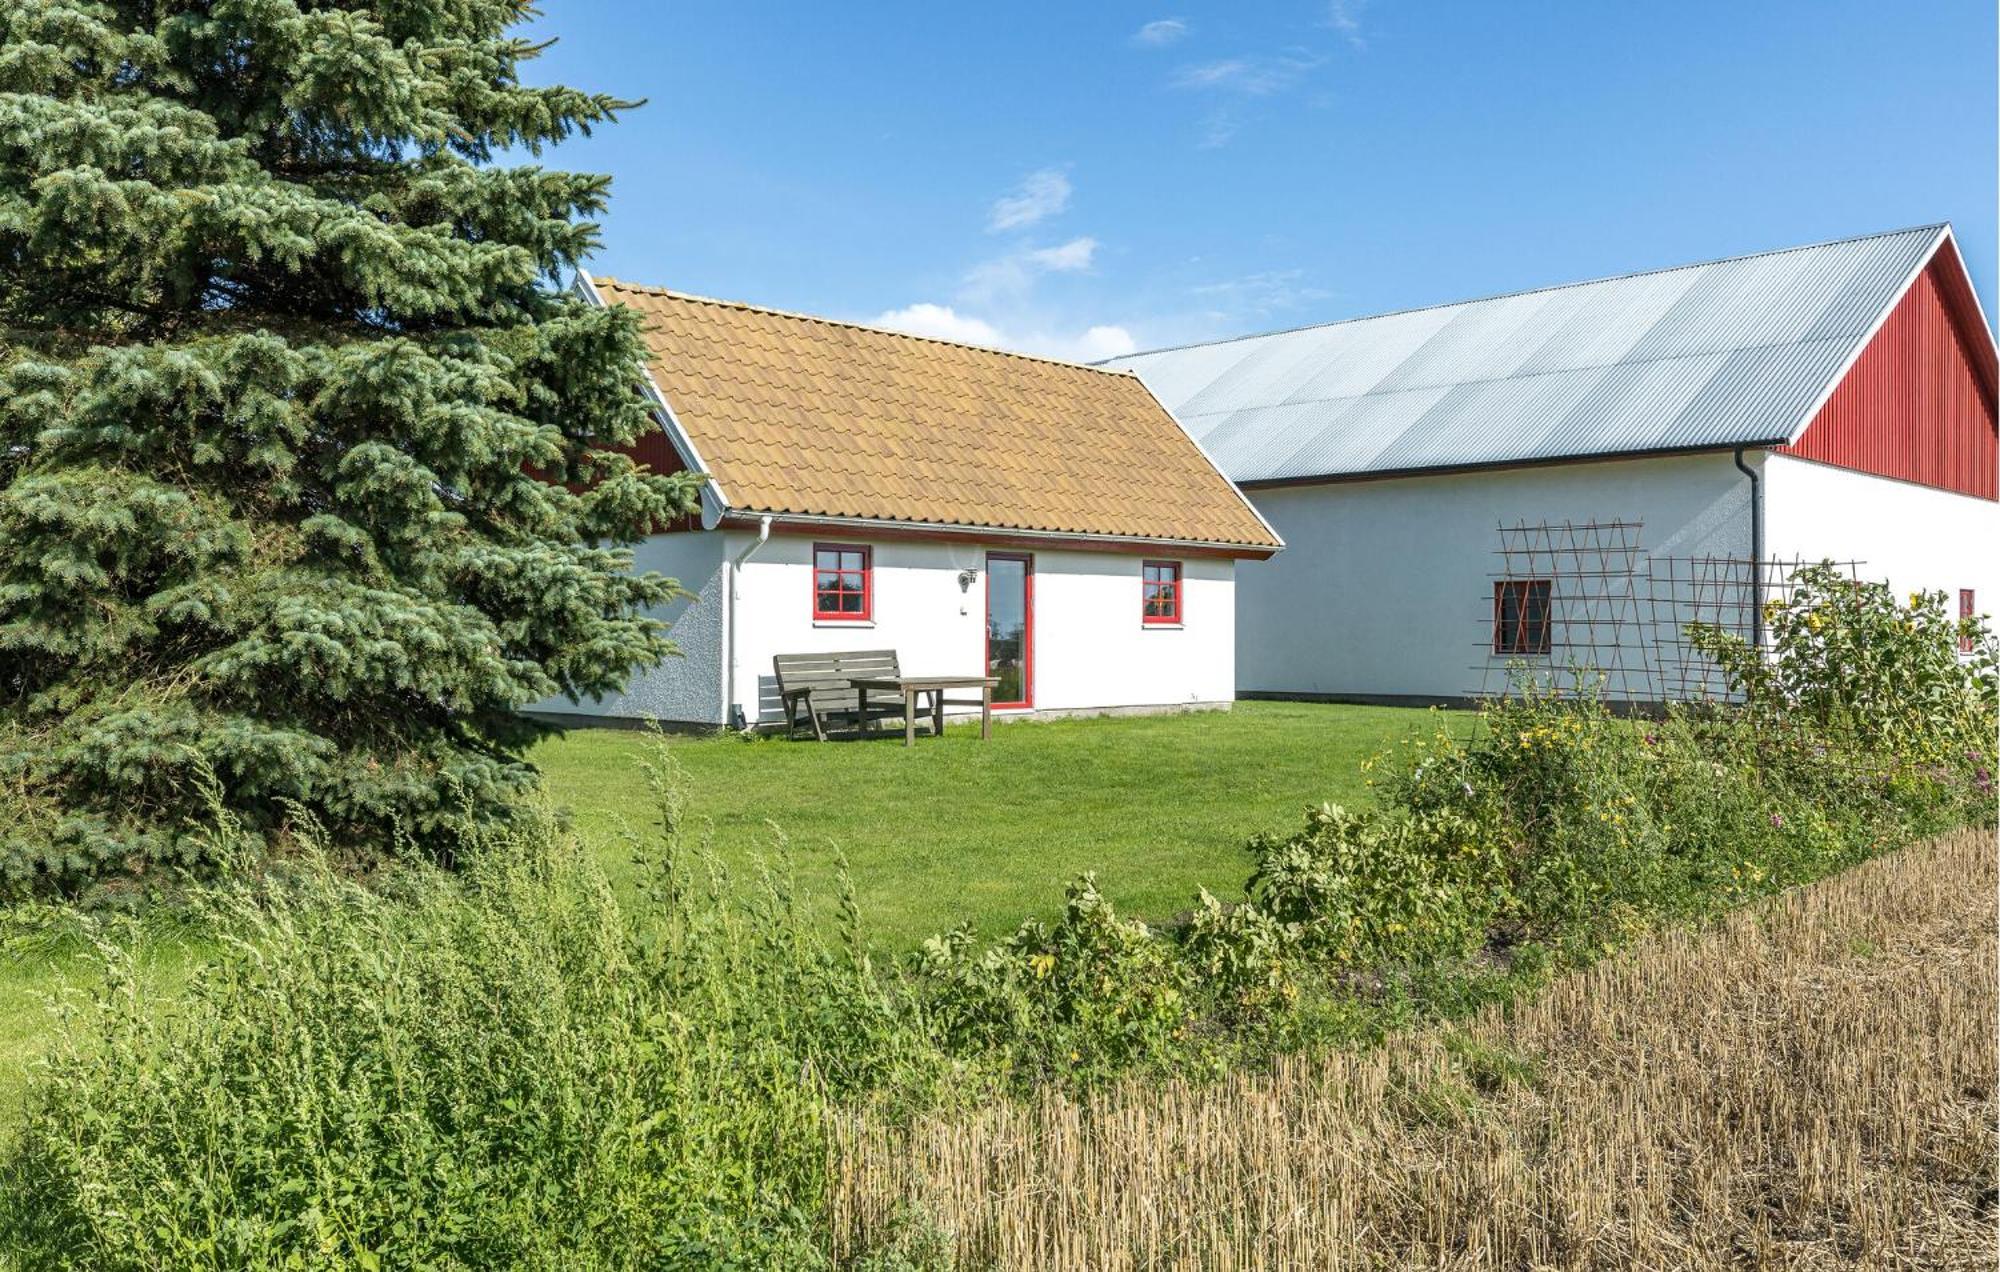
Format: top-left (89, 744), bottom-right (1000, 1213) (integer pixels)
top-left (1472, 518), bottom-right (1866, 704)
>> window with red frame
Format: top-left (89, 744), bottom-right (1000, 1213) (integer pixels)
top-left (812, 544), bottom-right (871, 621)
top-left (1142, 560), bottom-right (1182, 624)
top-left (1493, 579), bottom-right (1552, 655)
top-left (1962, 589), bottom-right (1977, 653)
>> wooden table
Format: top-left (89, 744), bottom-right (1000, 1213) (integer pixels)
top-left (849, 676), bottom-right (999, 746)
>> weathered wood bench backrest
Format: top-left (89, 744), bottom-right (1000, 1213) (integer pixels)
top-left (771, 649), bottom-right (901, 715)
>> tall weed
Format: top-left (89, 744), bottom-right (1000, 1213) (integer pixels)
top-left (0, 787), bottom-right (899, 1268)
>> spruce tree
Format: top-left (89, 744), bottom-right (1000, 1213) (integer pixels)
top-left (0, 0), bottom-right (696, 894)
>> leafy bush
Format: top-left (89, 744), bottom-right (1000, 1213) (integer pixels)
top-left (1181, 885), bottom-right (1302, 1014)
top-left (1244, 800), bottom-right (1500, 966)
top-left (914, 873), bottom-right (1192, 1082)
top-left (1694, 564), bottom-right (1997, 763)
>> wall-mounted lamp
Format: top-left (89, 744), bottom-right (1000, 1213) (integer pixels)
top-left (957, 569), bottom-right (978, 593)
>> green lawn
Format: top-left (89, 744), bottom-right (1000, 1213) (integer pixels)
top-left (536, 700), bottom-right (1465, 946)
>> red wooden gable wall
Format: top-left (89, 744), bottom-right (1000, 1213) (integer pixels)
top-left (1780, 239), bottom-right (1998, 500)
top-left (625, 428), bottom-right (704, 532)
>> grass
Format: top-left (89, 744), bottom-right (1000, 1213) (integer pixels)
top-left (0, 702), bottom-right (1449, 1133)
top-left (533, 700), bottom-right (1460, 945)
top-left (0, 937), bottom-right (201, 1137)
top-left (834, 827), bottom-right (1999, 1268)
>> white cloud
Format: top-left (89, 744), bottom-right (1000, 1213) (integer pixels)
top-left (987, 168), bottom-right (1071, 232)
top-left (962, 236), bottom-right (1099, 304)
top-left (1024, 236), bottom-right (1098, 273)
top-left (871, 303), bottom-right (1007, 348)
top-left (1067, 325), bottom-right (1139, 361)
top-left (1191, 268), bottom-right (1332, 317)
top-left (1196, 107), bottom-right (1242, 150)
top-left (1171, 50), bottom-right (1322, 96)
top-left (869, 304), bottom-right (1137, 364)
top-left (875, 176), bottom-right (1129, 365)
top-left (1131, 18), bottom-right (1188, 47)
top-left (1325, 0), bottom-right (1367, 47)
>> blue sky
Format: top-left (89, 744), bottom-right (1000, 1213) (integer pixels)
top-left (524, 1), bottom-right (1996, 360)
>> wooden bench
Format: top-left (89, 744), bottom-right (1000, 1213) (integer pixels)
top-left (772, 649), bottom-right (909, 741)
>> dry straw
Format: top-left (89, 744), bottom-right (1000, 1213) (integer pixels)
top-left (834, 830), bottom-right (1998, 1269)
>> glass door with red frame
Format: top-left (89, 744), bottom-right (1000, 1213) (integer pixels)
top-left (985, 552), bottom-right (1032, 708)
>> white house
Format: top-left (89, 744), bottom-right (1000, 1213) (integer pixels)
top-left (1108, 224), bottom-right (1999, 704)
top-left (535, 276), bottom-right (1282, 729)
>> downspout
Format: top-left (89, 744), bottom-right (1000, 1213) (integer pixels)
top-left (722, 515), bottom-right (773, 730)
top-left (1733, 445), bottom-right (1763, 649)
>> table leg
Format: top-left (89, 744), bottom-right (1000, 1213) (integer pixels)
top-left (981, 685), bottom-right (991, 740)
top-left (904, 689), bottom-right (916, 747)
top-left (932, 688), bottom-right (945, 737)
top-left (859, 685), bottom-right (871, 736)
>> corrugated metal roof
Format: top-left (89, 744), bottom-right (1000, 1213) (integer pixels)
top-left (1105, 225), bottom-right (1950, 484)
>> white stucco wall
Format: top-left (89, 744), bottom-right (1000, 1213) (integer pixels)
top-left (1234, 453), bottom-right (1759, 701)
top-left (528, 529), bottom-right (728, 725)
top-left (726, 533), bottom-right (1237, 725)
top-left (1762, 455), bottom-right (2000, 626)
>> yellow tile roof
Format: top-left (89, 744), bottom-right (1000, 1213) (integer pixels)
top-left (593, 278), bottom-right (1281, 552)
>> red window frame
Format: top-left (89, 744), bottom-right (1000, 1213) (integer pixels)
top-left (1962, 589), bottom-right (1977, 654)
top-left (811, 543), bottom-right (872, 622)
top-left (985, 552), bottom-right (1034, 709)
top-left (1142, 560), bottom-right (1183, 625)
top-left (1492, 579), bottom-right (1553, 656)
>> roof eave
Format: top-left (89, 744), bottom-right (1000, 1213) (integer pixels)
top-left (716, 510), bottom-right (1281, 559)
top-left (1234, 440), bottom-right (1793, 490)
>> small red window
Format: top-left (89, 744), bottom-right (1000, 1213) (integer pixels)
top-left (812, 544), bottom-right (871, 621)
top-left (1962, 589), bottom-right (1977, 653)
top-left (1493, 580), bottom-right (1553, 655)
top-left (1142, 560), bottom-right (1182, 625)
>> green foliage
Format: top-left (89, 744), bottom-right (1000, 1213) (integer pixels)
top-left (1245, 800), bottom-right (1499, 966)
top-left (902, 568), bottom-right (1998, 1068)
top-left (914, 873), bottom-right (1193, 1082)
top-left (1692, 564), bottom-right (1998, 762)
top-left (0, 0), bottom-right (701, 896)
top-left (1181, 884), bottom-right (1302, 1015)
top-left (0, 785), bottom-right (931, 1268)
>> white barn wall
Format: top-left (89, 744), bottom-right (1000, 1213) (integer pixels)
top-left (1762, 455), bottom-right (2000, 623)
top-left (1235, 453), bottom-right (1758, 701)
top-left (530, 529), bottom-right (729, 725)
top-left (727, 533), bottom-right (1236, 726)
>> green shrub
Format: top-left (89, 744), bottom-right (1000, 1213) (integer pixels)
top-left (1693, 564), bottom-right (1997, 763)
top-left (913, 873), bottom-right (1193, 1084)
top-left (1244, 800), bottom-right (1501, 967)
top-left (1181, 885), bottom-right (1302, 1015)
top-left (908, 562), bottom-right (1995, 1069)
